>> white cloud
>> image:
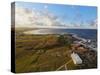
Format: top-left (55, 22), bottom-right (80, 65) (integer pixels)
top-left (15, 7), bottom-right (66, 28)
top-left (87, 19), bottom-right (97, 29)
top-left (15, 7), bottom-right (97, 29)
top-left (92, 19), bottom-right (97, 28)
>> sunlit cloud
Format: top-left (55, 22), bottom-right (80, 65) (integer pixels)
top-left (15, 6), bottom-right (97, 29)
top-left (15, 7), bottom-right (66, 28)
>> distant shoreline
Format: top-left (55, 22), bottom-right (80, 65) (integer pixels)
top-left (23, 28), bottom-right (97, 39)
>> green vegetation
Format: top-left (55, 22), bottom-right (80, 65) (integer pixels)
top-left (15, 29), bottom-right (75, 73)
top-left (15, 28), bottom-right (97, 73)
top-left (14, 28), bottom-right (97, 73)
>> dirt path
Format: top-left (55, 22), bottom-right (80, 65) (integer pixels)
top-left (56, 59), bottom-right (72, 71)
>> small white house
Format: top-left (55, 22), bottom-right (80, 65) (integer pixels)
top-left (71, 52), bottom-right (82, 65)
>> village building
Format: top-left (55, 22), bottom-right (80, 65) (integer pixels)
top-left (71, 52), bottom-right (82, 65)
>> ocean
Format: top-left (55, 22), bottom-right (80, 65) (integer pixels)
top-left (24, 29), bottom-right (97, 40)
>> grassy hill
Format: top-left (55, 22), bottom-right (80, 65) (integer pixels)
top-left (14, 28), bottom-right (97, 73)
top-left (15, 29), bottom-right (75, 73)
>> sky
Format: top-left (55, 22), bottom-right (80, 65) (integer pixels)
top-left (15, 1), bottom-right (97, 29)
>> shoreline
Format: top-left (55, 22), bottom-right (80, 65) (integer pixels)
top-left (23, 29), bottom-right (97, 52)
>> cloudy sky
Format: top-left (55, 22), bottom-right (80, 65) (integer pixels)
top-left (15, 2), bottom-right (97, 29)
